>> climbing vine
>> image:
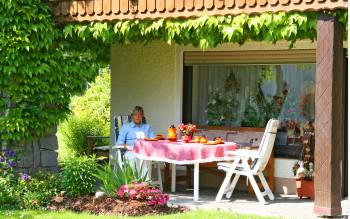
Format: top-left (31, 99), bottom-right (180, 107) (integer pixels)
top-left (63, 10), bottom-right (347, 49)
top-left (0, 0), bottom-right (347, 146)
top-left (0, 0), bottom-right (109, 146)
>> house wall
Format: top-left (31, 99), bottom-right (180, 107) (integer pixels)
top-left (110, 41), bottom-right (177, 144)
top-left (110, 40), bottom-right (316, 195)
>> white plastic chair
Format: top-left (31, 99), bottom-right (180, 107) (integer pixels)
top-left (215, 119), bottom-right (279, 204)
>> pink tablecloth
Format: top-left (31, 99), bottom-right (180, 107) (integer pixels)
top-left (134, 140), bottom-right (237, 165)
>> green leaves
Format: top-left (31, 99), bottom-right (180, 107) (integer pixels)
top-left (0, 0), bottom-right (108, 146)
top-left (61, 10), bottom-right (347, 49)
top-left (59, 155), bottom-right (98, 197)
top-left (94, 159), bottom-right (149, 197)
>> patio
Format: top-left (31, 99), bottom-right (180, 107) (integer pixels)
top-left (168, 185), bottom-right (349, 219)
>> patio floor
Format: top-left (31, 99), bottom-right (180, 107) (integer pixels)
top-left (167, 185), bottom-right (349, 219)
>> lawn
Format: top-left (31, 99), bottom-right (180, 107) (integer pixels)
top-left (0, 210), bottom-right (282, 219)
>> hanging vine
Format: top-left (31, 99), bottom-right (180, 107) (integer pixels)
top-left (62, 10), bottom-right (347, 49)
top-left (0, 0), bottom-right (109, 145)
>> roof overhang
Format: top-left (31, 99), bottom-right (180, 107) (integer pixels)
top-left (50, 0), bottom-right (348, 23)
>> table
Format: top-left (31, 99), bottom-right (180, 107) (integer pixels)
top-left (134, 139), bottom-right (237, 201)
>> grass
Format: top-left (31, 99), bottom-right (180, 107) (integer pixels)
top-left (0, 209), bottom-right (282, 219)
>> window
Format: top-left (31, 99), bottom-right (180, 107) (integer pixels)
top-left (184, 63), bottom-right (316, 148)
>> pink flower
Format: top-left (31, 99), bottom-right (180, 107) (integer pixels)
top-left (118, 182), bottom-right (169, 206)
top-left (117, 190), bottom-right (125, 198)
top-left (135, 183), bottom-right (142, 190)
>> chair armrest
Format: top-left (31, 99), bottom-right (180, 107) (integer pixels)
top-left (86, 136), bottom-right (110, 155)
top-left (93, 146), bottom-right (110, 150)
top-left (111, 145), bottom-right (126, 149)
top-left (87, 136), bottom-right (110, 139)
top-left (226, 149), bottom-right (261, 159)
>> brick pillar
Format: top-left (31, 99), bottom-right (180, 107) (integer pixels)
top-left (314, 14), bottom-right (344, 216)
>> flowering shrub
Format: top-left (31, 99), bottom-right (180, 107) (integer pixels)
top-left (117, 181), bottom-right (169, 206)
top-left (177, 123), bottom-right (197, 136)
top-left (19, 170), bottom-right (60, 209)
top-left (0, 149), bottom-right (17, 171)
top-left (0, 149), bottom-right (21, 207)
top-left (0, 149), bottom-right (60, 209)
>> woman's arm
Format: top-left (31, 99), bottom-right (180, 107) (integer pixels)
top-left (117, 124), bottom-right (135, 151)
top-left (147, 125), bottom-right (156, 138)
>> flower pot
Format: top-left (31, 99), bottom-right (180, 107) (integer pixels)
top-left (276, 131), bottom-right (288, 145)
top-left (296, 179), bottom-right (314, 199)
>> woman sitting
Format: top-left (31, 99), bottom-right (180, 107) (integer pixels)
top-left (117, 106), bottom-right (155, 172)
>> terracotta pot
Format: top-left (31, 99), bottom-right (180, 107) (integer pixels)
top-left (296, 179), bottom-right (314, 199)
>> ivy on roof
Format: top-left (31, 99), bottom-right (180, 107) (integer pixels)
top-left (63, 10), bottom-right (347, 49)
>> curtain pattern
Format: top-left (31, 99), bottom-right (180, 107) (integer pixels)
top-left (191, 64), bottom-right (316, 127)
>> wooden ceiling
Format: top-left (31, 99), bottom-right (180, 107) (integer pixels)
top-left (50, 0), bottom-right (348, 23)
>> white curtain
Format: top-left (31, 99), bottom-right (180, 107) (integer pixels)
top-left (191, 64), bottom-right (316, 127)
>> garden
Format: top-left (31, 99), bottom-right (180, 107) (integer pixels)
top-left (0, 0), bottom-right (346, 218)
top-left (0, 67), bottom-right (280, 218)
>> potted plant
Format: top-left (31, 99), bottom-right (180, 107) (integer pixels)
top-left (177, 123), bottom-right (197, 143)
top-left (292, 120), bottom-right (315, 199)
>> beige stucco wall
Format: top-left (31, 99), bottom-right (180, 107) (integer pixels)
top-left (111, 41), bottom-right (176, 143)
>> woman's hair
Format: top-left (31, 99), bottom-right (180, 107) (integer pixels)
top-left (131, 106), bottom-right (147, 123)
top-left (131, 106), bottom-right (144, 116)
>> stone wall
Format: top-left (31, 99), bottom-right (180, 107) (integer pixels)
top-left (18, 127), bottom-right (58, 172)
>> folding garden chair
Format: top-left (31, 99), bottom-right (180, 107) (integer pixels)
top-left (215, 119), bottom-right (279, 204)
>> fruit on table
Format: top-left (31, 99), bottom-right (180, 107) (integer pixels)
top-left (200, 136), bottom-right (207, 143)
top-left (155, 134), bottom-right (163, 140)
top-left (214, 136), bottom-right (223, 144)
top-left (167, 126), bottom-right (177, 139)
top-left (194, 136), bottom-right (201, 143)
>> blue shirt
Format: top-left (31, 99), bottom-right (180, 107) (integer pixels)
top-left (117, 122), bottom-right (155, 148)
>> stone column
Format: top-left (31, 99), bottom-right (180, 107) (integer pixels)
top-left (19, 127), bottom-right (58, 171)
top-left (314, 14), bottom-right (344, 216)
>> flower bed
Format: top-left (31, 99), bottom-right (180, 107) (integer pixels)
top-left (0, 149), bottom-right (182, 216)
top-left (47, 195), bottom-right (187, 216)
top-left (46, 181), bottom-right (183, 216)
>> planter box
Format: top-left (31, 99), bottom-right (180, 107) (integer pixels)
top-left (296, 179), bottom-right (314, 199)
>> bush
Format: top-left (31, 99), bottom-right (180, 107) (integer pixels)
top-left (19, 171), bottom-right (60, 209)
top-left (0, 149), bottom-right (61, 209)
top-left (60, 156), bottom-right (98, 197)
top-left (58, 115), bottom-right (108, 156)
top-left (0, 176), bottom-right (19, 208)
top-left (0, 149), bottom-right (21, 208)
top-left (94, 159), bottom-right (148, 197)
top-left (70, 69), bottom-right (110, 125)
top-left (58, 70), bottom-right (110, 159)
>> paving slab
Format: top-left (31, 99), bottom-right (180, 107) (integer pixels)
top-left (168, 186), bottom-right (348, 219)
